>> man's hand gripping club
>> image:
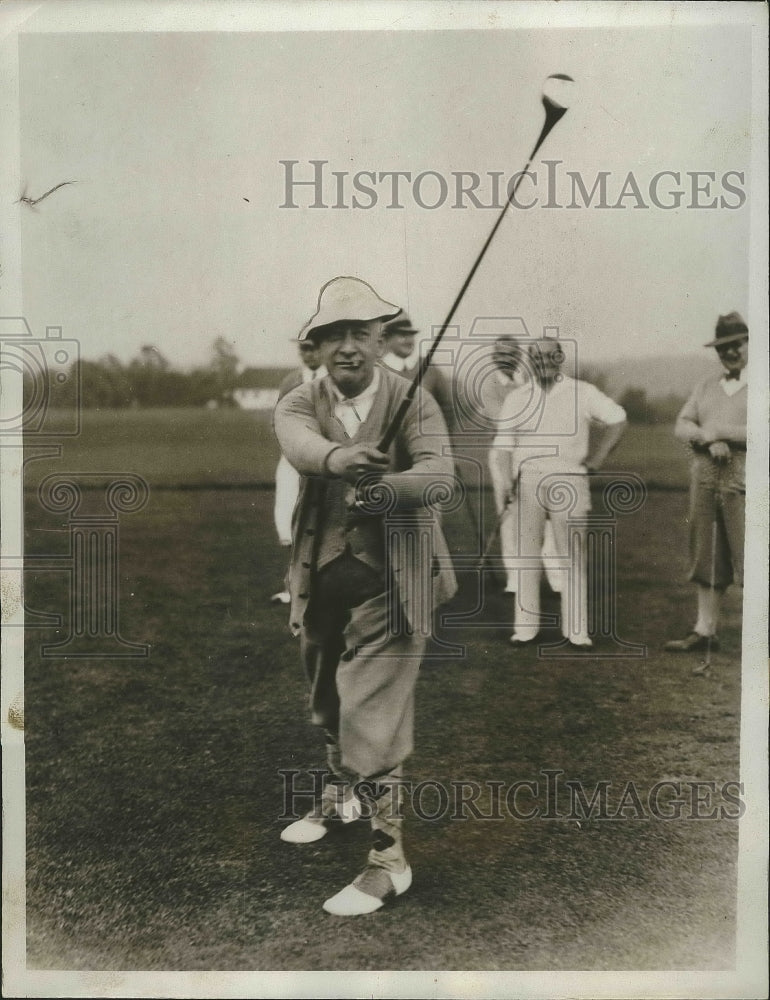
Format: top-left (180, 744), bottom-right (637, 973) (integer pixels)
top-left (324, 443), bottom-right (390, 485)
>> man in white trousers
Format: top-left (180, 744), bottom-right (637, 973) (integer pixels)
top-left (494, 337), bottom-right (627, 648)
top-left (486, 335), bottom-right (561, 595)
top-left (271, 340), bottom-right (326, 603)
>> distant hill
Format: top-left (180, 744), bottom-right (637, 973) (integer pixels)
top-left (587, 353), bottom-right (717, 401)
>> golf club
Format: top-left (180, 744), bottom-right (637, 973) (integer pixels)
top-left (377, 74), bottom-right (575, 453)
top-left (705, 511), bottom-right (719, 669)
top-left (694, 486), bottom-right (721, 675)
top-left (478, 480), bottom-right (518, 572)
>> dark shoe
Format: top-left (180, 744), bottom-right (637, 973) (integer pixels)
top-left (691, 660), bottom-right (712, 677)
top-left (664, 632), bottom-right (719, 653)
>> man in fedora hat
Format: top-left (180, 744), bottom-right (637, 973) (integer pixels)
top-left (380, 310), bottom-right (455, 431)
top-left (665, 312), bottom-right (749, 664)
top-left (270, 340), bottom-right (326, 604)
top-left (273, 276), bottom-right (457, 916)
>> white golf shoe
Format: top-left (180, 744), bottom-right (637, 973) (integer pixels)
top-left (565, 637), bottom-right (593, 650)
top-left (323, 864), bottom-right (412, 916)
top-left (279, 815), bottom-right (329, 843)
top-left (280, 792), bottom-right (363, 844)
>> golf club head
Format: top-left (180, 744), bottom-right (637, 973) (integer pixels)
top-left (542, 73), bottom-right (576, 112)
top-left (532, 73), bottom-right (575, 156)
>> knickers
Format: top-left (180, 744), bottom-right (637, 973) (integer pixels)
top-left (301, 551), bottom-right (427, 778)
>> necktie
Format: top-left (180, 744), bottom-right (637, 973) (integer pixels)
top-left (725, 370), bottom-right (741, 381)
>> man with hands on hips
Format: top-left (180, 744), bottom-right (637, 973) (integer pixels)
top-left (495, 336), bottom-right (627, 649)
top-left (486, 334), bottom-right (562, 595)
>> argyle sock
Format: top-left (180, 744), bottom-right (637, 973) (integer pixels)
top-left (359, 767), bottom-right (407, 875)
top-left (321, 731), bottom-right (358, 819)
top-left (694, 585), bottom-right (723, 637)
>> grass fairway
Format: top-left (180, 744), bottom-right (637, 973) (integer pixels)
top-left (25, 408), bottom-right (692, 489)
top-left (24, 408), bottom-right (279, 488)
top-left (24, 483), bottom-right (741, 971)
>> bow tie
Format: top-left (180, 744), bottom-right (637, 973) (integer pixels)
top-left (724, 370), bottom-right (741, 381)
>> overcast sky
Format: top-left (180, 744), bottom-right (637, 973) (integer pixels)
top-left (14, 10), bottom-right (755, 370)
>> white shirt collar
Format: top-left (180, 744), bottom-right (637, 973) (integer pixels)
top-left (721, 364), bottom-right (748, 395)
top-left (721, 364), bottom-right (748, 381)
top-left (382, 351), bottom-right (416, 372)
top-left (330, 368), bottom-right (380, 437)
top-left (330, 366), bottom-right (381, 405)
top-left (535, 374), bottom-right (572, 394)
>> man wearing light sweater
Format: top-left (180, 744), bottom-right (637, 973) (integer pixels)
top-left (665, 312), bottom-right (748, 665)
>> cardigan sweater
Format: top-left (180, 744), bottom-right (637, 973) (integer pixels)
top-left (675, 374), bottom-right (747, 491)
top-left (273, 366), bottom-right (458, 636)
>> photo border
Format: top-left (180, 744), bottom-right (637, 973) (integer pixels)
top-left (1, 3), bottom-right (767, 998)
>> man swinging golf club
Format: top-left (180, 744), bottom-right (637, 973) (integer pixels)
top-left (273, 276), bottom-right (457, 916)
top-left (665, 312), bottom-right (748, 671)
top-left (271, 74), bottom-right (573, 914)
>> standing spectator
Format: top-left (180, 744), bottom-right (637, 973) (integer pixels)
top-left (665, 312), bottom-right (748, 669)
top-left (496, 337), bottom-right (627, 648)
top-left (271, 341), bottom-right (326, 604)
top-left (380, 311), bottom-right (455, 431)
top-left (487, 335), bottom-right (561, 594)
top-left (273, 276), bottom-right (457, 915)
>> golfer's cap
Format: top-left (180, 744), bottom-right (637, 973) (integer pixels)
top-left (299, 277), bottom-right (400, 341)
top-left (383, 311), bottom-right (419, 338)
top-left (703, 311), bottom-right (749, 348)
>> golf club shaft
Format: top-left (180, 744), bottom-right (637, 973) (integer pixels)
top-left (378, 96), bottom-right (568, 452)
top-left (478, 482), bottom-right (518, 567)
top-left (705, 476), bottom-right (722, 667)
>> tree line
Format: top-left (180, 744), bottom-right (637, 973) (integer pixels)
top-left (580, 365), bottom-right (686, 425)
top-left (30, 341), bottom-right (685, 422)
top-left (32, 337), bottom-right (243, 410)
